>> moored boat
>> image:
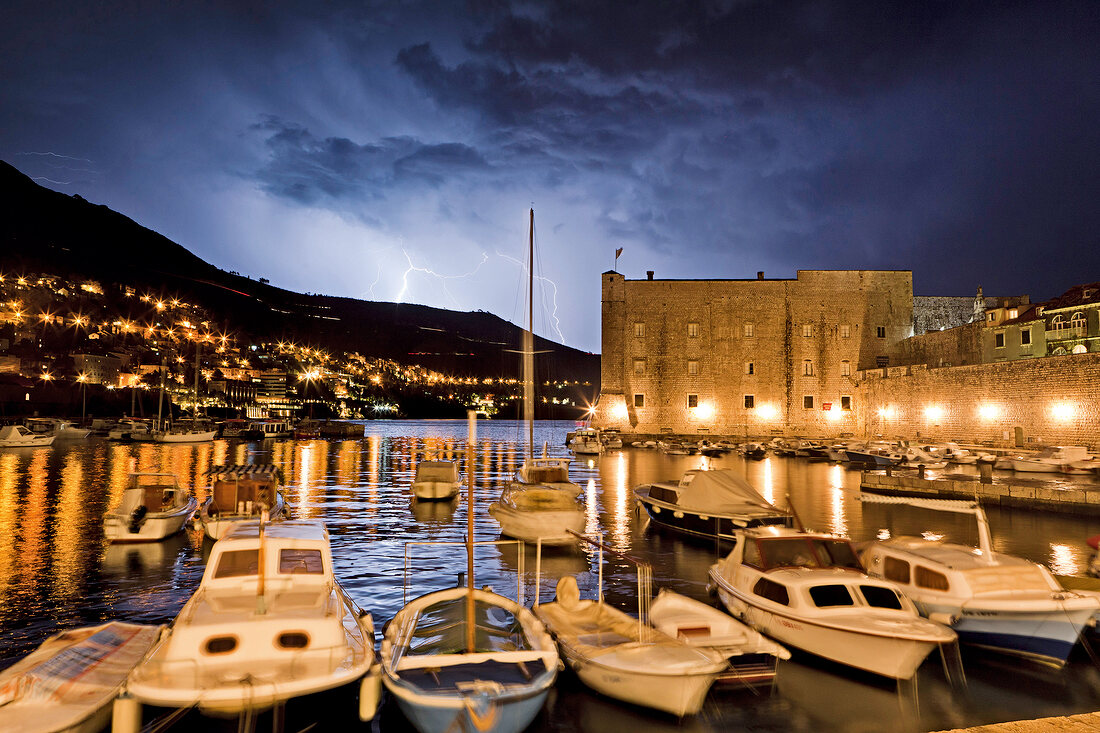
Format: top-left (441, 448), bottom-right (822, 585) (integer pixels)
top-left (0, 424), bottom-right (55, 447)
top-left (709, 526), bottom-right (956, 679)
top-left (127, 520), bottom-right (381, 718)
top-left (489, 484), bottom-right (585, 545)
top-left (634, 469), bottom-right (792, 542)
top-left (198, 464), bottom-right (287, 540)
top-left (0, 622), bottom-right (162, 733)
top-left (103, 472), bottom-right (197, 543)
top-left (410, 459), bottom-right (461, 501)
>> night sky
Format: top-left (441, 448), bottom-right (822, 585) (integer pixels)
top-left (3, 1), bottom-right (1098, 352)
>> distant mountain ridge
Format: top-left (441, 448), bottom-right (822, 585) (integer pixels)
top-left (0, 161), bottom-right (599, 386)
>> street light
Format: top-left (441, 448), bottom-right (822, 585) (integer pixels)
top-left (77, 373), bottom-right (87, 423)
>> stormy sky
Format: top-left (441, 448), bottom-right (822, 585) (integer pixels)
top-left (3, 1), bottom-right (1098, 352)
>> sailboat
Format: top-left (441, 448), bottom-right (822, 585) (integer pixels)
top-left (489, 209), bottom-right (585, 543)
top-left (380, 412), bottom-right (560, 733)
top-left (148, 350), bottom-right (216, 443)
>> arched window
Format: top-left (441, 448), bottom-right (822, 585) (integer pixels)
top-left (1052, 315), bottom-right (1065, 330)
top-left (1070, 312), bottom-right (1086, 330)
top-left (802, 359), bottom-right (814, 376)
top-left (1053, 347), bottom-right (1068, 356)
top-left (1072, 344), bottom-right (1088, 354)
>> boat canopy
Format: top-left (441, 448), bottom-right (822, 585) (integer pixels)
top-left (666, 470), bottom-right (779, 514)
top-left (414, 461), bottom-right (459, 482)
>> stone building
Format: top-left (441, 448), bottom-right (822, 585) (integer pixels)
top-left (596, 269), bottom-right (913, 437)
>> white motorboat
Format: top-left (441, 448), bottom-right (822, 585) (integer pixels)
top-left (0, 622), bottom-right (162, 733)
top-left (106, 419), bottom-right (151, 441)
top-left (634, 469), bottom-right (792, 542)
top-left (570, 428), bottom-right (603, 455)
top-left (943, 442), bottom-right (977, 464)
top-left (709, 526), bottom-right (955, 679)
top-left (25, 417), bottom-right (90, 440)
top-left (410, 459), bottom-right (461, 501)
top-left (1012, 445), bottom-right (1089, 473)
top-left (599, 428), bottom-right (623, 450)
top-left (382, 404), bottom-right (558, 733)
top-left (489, 484), bottom-right (585, 545)
top-left (198, 464), bottom-right (287, 540)
top-left (103, 472), bottom-right (197, 543)
top-left (860, 494), bottom-right (1100, 667)
top-left (150, 425), bottom-right (217, 443)
top-left (517, 456), bottom-right (582, 497)
top-left (0, 425), bottom-right (55, 447)
top-left (127, 520), bottom-right (381, 718)
top-left (240, 419), bottom-right (293, 440)
top-left (535, 576), bottom-right (728, 717)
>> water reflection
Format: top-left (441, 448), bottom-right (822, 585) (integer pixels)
top-left (1, 422), bottom-right (1100, 731)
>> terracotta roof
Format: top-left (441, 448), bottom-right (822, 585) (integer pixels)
top-left (1042, 281), bottom-right (1100, 311)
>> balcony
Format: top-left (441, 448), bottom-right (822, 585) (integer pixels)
top-left (1046, 325), bottom-right (1086, 340)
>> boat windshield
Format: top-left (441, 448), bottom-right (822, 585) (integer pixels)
top-left (754, 537), bottom-right (863, 571)
top-left (407, 596), bottom-right (531, 655)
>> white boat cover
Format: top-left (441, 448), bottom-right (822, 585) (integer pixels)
top-left (0, 622), bottom-right (160, 707)
top-left (669, 470), bottom-right (778, 514)
top-left (413, 461), bottom-right (459, 482)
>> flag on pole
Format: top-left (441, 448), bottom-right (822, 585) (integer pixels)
top-left (615, 247), bottom-right (623, 260)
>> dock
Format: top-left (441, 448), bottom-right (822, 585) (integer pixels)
top-left (934, 711), bottom-right (1100, 732)
top-left (860, 470), bottom-right (1100, 516)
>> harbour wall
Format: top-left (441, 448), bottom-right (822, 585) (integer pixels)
top-left (860, 471), bottom-right (1100, 516)
top-left (857, 352), bottom-right (1100, 449)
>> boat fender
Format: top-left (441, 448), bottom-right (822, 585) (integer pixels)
top-left (673, 511), bottom-right (684, 519)
top-left (111, 692), bottom-right (142, 733)
top-left (928, 612), bottom-right (959, 627)
top-left (358, 666), bottom-right (382, 721)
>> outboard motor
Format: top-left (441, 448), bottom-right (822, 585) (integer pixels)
top-left (128, 505), bottom-right (148, 534)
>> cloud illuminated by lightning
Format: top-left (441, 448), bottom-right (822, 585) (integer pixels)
top-left (495, 251), bottom-right (566, 343)
top-left (396, 250), bottom-right (489, 307)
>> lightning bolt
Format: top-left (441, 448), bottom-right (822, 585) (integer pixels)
top-left (367, 262), bottom-right (383, 300)
top-left (397, 250), bottom-right (489, 307)
top-left (31, 177), bottom-right (73, 185)
top-left (16, 152), bottom-right (93, 163)
top-left (495, 251), bottom-right (566, 343)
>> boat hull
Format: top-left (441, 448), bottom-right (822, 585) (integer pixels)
top-left (199, 494), bottom-right (286, 540)
top-left (103, 499), bottom-right (197, 543)
top-left (385, 679), bottom-right (550, 733)
top-left (635, 492), bottom-right (790, 542)
top-left (411, 481), bottom-right (461, 501)
top-left (488, 502), bottom-right (584, 545)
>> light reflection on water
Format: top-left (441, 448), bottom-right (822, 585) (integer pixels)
top-left (1, 420), bottom-right (1099, 731)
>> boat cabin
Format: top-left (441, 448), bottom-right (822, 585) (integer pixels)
top-left (741, 531), bottom-right (864, 572)
top-left (413, 460), bottom-right (460, 483)
top-left (205, 464), bottom-right (283, 518)
top-left (118, 473), bottom-right (186, 514)
top-left (520, 457), bottom-right (572, 484)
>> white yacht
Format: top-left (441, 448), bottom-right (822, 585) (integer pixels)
top-left (709, 526), bottom-right (956, 679)
top-left (127, 520), bottom-right (381, 718)
top-left (1012, 445), bottom-right (1089, 473)
top-left (489, 484), bottom-right (585, 545)
top-left (103, 472), bottom-right (197, 543)
top-left (569, 428), bottom-right (603, 455)
top-left (0, 425), bottom-right (55, 448)
top-left (860, 494), bottom-right (1100, 667)
top-left (25, 417), bottom-right (90, 440)
top-left (516, 456), bottom-right (581, 497)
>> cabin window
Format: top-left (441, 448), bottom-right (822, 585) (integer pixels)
top-left (214, 549), bottom-right (259, 578)
top-left (687, 322), bottom-right (700, 338)
top-left (204, 636), bottom-right (238, 655)
top-left (744, 394), bottom-right (755, 409)
top-left (915, 566), bottom-right (950, 591)
top-left (883, 556), bottom-right (911, 584)
top-left (860, 585), bottom-right (904, 610)
top-left (687, 360), bottom-right (699, 375)
top-left (814, 540), bottom-right (863, 570)
top-left (633, 322), bottom-right (645, 338)
top-left (743, 540), bottom-right (762, 568)
top-left (633, 394), bottom-right (645, 408)
top-left (743, 322), bottom-right (755, 338)
top-left (276, 632), bottom-right (310, 649)
top-left (840, 324), bottom-right (851, 338)
top-left (752, 577), bottom-right (790, 606)
top-left (808, 584), bottom-right (855, 608)
top-left (279, 549), bottom-right (324, 575)
top-left (876, 326), bottom-right (886, 338)
top-left (761, 538), bottom-right (819, 568)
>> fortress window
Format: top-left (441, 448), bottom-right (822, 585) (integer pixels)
top-left (687, 394), bottom-right (699, 408)
top-left (1021, 329), bottom-right (1032, 345)
top-left (744, 394), bottom-right (755, 409)
top-left (745, 362), bottom-right (754, 375)
top-left (802, 359), bottom-right (814, 376)
top-left (876, 326), bottom-right (886, 338)
top-left (803, 323), bottom-right (813, 337)
top-left (633, 394), bottom-right (645, 408)
top-left (687, 322), bottom-right (699, 338)
top-left (633, 359), bottom-right (646, 376)
top-left (633, 322), bottom-right (645, 337)
top-left (803, 395), bottom-right (814, 409)
top-left (687, 360), bottom-right (699, 375)
top-left (841, 360), bottom-right (850, 376)
top-left (840, 324), bottom-right (851, 338)
top-left (841, 395), bottom-right (852, 410)
top-left (995, 332), bottom-right (1005, 348)
top-left (743, 322), bottom-right (755, 338)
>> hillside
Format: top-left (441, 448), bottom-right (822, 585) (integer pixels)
top-left (0, 161), bottom-right (599, 391)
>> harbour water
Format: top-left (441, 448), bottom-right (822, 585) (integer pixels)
top-left (2, 419), bottom-right (1100, 731)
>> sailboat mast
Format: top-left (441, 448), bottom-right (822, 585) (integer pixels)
top-left (156, 354), bottom-right (166, 430)
top-left (524, 208), bottom-right (535, 460)
top-left (193, 342), bottom-right (201, 423)
top-left (466, 409), bottom-right (476, 653)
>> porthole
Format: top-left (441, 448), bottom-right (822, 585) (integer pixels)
top-left (277, 632), bottom-right (309, 649)
top-left (204, 636), bottom-right (238, 654)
